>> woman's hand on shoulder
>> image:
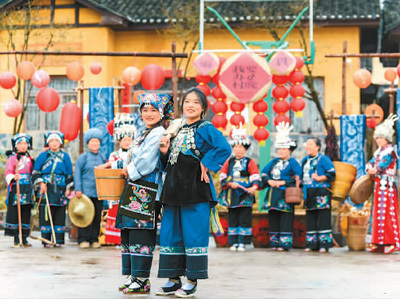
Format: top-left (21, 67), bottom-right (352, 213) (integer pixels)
top-left (159, 137), bottom-right (170, 154)
top-left (96, 162), bottom-right (111, 169)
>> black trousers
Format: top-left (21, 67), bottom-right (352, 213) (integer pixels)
top-left (39, 205), bottom-right (66, 244)
top-left (305, 209), bottom-right (333, 249)
top-left (268, 209), bottom-right (294, 249)
top-left (5, 204), bottom-right (32, 243)
top-left (78, 197), bottom-right (103, 244)
top-left (228, 207), bottom-right (252, 245)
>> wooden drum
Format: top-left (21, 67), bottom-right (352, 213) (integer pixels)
top-left (94, 169), bottom-right (126, 201)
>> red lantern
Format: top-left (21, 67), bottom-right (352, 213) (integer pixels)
top-left (274, 114), bottom-right (290, 126)
top-left (254, 128), bottom-right (270, 142)
top-left (211, 101), bottom-right (228, 114)
top-left (288, 70), bottom-right (305, 84)
top-left (212, 73), bottom-right (220, 86)
top-left (230, 102), bottom-right (245, 112)
top-left (196, 84), bottom-right (211, 97)
top-left (366, 118), bottom-right (376, 129)
top-left (295, 56), bottom-right (304, 70)
top-left (397, 63), bottom-right (400, 78)
top-left (272, 85), bottom-right (289, 100)
top-left (36, 87), bottom-right (60, 112)
top-left (90, 62), bottom-right (102, 75)
top-left (352, 69), bottom-right (371, 89)
top-left (195, 74), bottom-right (211, 84)
top-left (273, 100), bottom-right (290, 114)
top-left (66, 61), bottom-right (84, 81)
top-left (253, 100), bottom-right (268, 113)
top-left (86, 112), bottom-right (90, 123)
top-left (230, 113), bottom-right (245, 126)
top-left (4, 99), bottom-right (22, 117)
top-left (0, 71), bottom-right (17, 89)
top-left (253, 114), bottom-right (269, 127)
top-left (133, 90), bottom-right (145, 104)
top-left (141, 64), bottom-right (165, 90)
top-left (211, 86), bottom-right (226, 100)
top-left (59, 101), bottom-right (82, 142)
top-left (384, 69), bottom-right (396, 82)
top-left (31, 70), bottom-right (50, 88)
top-left (17, 61), bottom-right (35, 80)
top-left (272, 75), bottom-right (289, 85)
top-left (107, 120), bottom-right (114, 135)
top-left (122, 66), bottom-right (141, 85)
top-left (290, 98), bottom-right (306, 117)
top-left (212, 114), bottom-right (228, 129)
top-left (290, 85), bottom-right (306, 98)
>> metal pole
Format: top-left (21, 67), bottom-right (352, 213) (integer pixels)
top-left (117, 80), bottom-right (122, 113)
top-left (342, 41), bottom-right (347, 115)
top-left (199, 0), bottom-right (204, 51)
top-left (79, 80), bottom-right (84, 155)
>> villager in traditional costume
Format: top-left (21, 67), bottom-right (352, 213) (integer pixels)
top-left (261, 122), bottom-right (301, 251)
top-left (4, 133), bottom-right (34, 247)
top-left (366, 114), bottom-right (400, 254)
top-left (218, 126), bottom-right (260, 252)
top-left (74, 128), bottom-right (107, 249)
top-left (156, 88), bottom-right (231, 298)
top-left (101, 93), bottom-right (173, 295)
top-left (32, 131), bottom-right (73, 247)
top-left (104, 113), bottom-right (136, 245)
top-left (301, 137), bottom-right (336, 253)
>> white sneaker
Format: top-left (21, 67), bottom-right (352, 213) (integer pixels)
top-left (237, 244), bottom-right (246, 252)
top-left (230, 245), bottom-right (238, 252)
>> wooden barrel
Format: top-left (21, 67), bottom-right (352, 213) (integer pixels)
top-left (349, 174), bottom-right (374, 204)
top-left (94, 169), bottom-right (126, 201)
top-left (330, 162), bottom-right (357, 201)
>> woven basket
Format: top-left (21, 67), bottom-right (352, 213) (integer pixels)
top-left (346, 215), bottom-right (369, 251)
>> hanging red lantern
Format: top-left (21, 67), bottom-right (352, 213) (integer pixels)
top-left (66, 61), bottom-right (84, 81)
top-left (272, 85), bottom-right (289, 100)
top-left (122, 66), bottom-right (141, 85)
top-left (17, 61), bottom-right (35, 80)
top-left (141, 64), bottom-right (165, 90)
top-left (230, 113), bottom-right (245, 126)
top-left (254, 128), bottom-right (270, 142)
top-left (212, 114), bottom-right (228, 129)
top-left (211, 86), bottom-right (226, 100)
top-left (31, 70), bottom-right (50, 88)
top-left (290, 98), bottom-right (306, 117)
top-left (4, 99), bottom-right (22, 117)
top-left (366, 118), bottom-right (377, 129)
top-left (133, 90), bottom-right (145, 104)
top-left (107, 120), bottom-right (114, 135)
top-left (196, 84), bottom-right (211, 97)
top-left (274, 114), bottom-right (290, 126)
top-left (86, 112), bottom-right (90, 123)
top-left (290, 85), bottom-right (306, 98)
top-left (295, 56), bottom-right (305, 70)
top-left (36, 87), bottom-right (60, 112)
top-left (352, 69), bottom-right (371, 89)
top-left (0, 71), bottom-right (17, 89)
top-left (195, 74), bottom-right (211, 84)
top-left (253, 100), bottom-right (268, 113)
top-left (212, 73), bottom-right (220, 86)
top-left (253, 114), bottom-right (269, 127)
top-left (384, 69), bottom-right (396, 82)
top-left (396, 63), bottom-right (400, 78)
top-left (211, 101), bottom-right (228, 114)
top-left (59, 101), bottom-right (82, 142)
top-left (90, 62), bottom-right (102, 75)
top-left (273, 100), bottom-right (290, 114)
top-left (230, 102), bottom-right (245, 112)
top-left (272, 75), bottom-right (289, 85)
top-left (288, 70), bottom-right (305, 84)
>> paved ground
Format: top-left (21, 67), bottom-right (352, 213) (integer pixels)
top-left (1, 234), bottom-right (400, 299)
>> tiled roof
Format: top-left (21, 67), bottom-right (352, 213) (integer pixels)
top-left (383, 0), bottom-right (400, 33)
top-left (79, 0), bottom-right (381, 25)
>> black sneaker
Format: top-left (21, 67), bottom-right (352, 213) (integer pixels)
top-left (123, 278), bottom-right (150, 295)
top-left (155, 278), bottom-right (182, 296)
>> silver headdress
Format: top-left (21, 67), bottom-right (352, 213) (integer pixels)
top-left (275, 122), bottom-right (296, 149)
top-left (374, 113), bottom-right (398, 142)
top-left (113, 113), bottom-right (137, 141)
top-left (230, 124), bottom-right (251, 149)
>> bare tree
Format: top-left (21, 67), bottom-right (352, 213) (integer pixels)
top-left (0, 0), bottom-right (68, 134)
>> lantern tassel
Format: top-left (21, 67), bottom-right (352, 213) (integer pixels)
top-left (295, 111), bottom-right (303, 117)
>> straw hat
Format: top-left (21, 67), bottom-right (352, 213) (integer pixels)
top-left (68, 194), bottom-right (95, 228)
